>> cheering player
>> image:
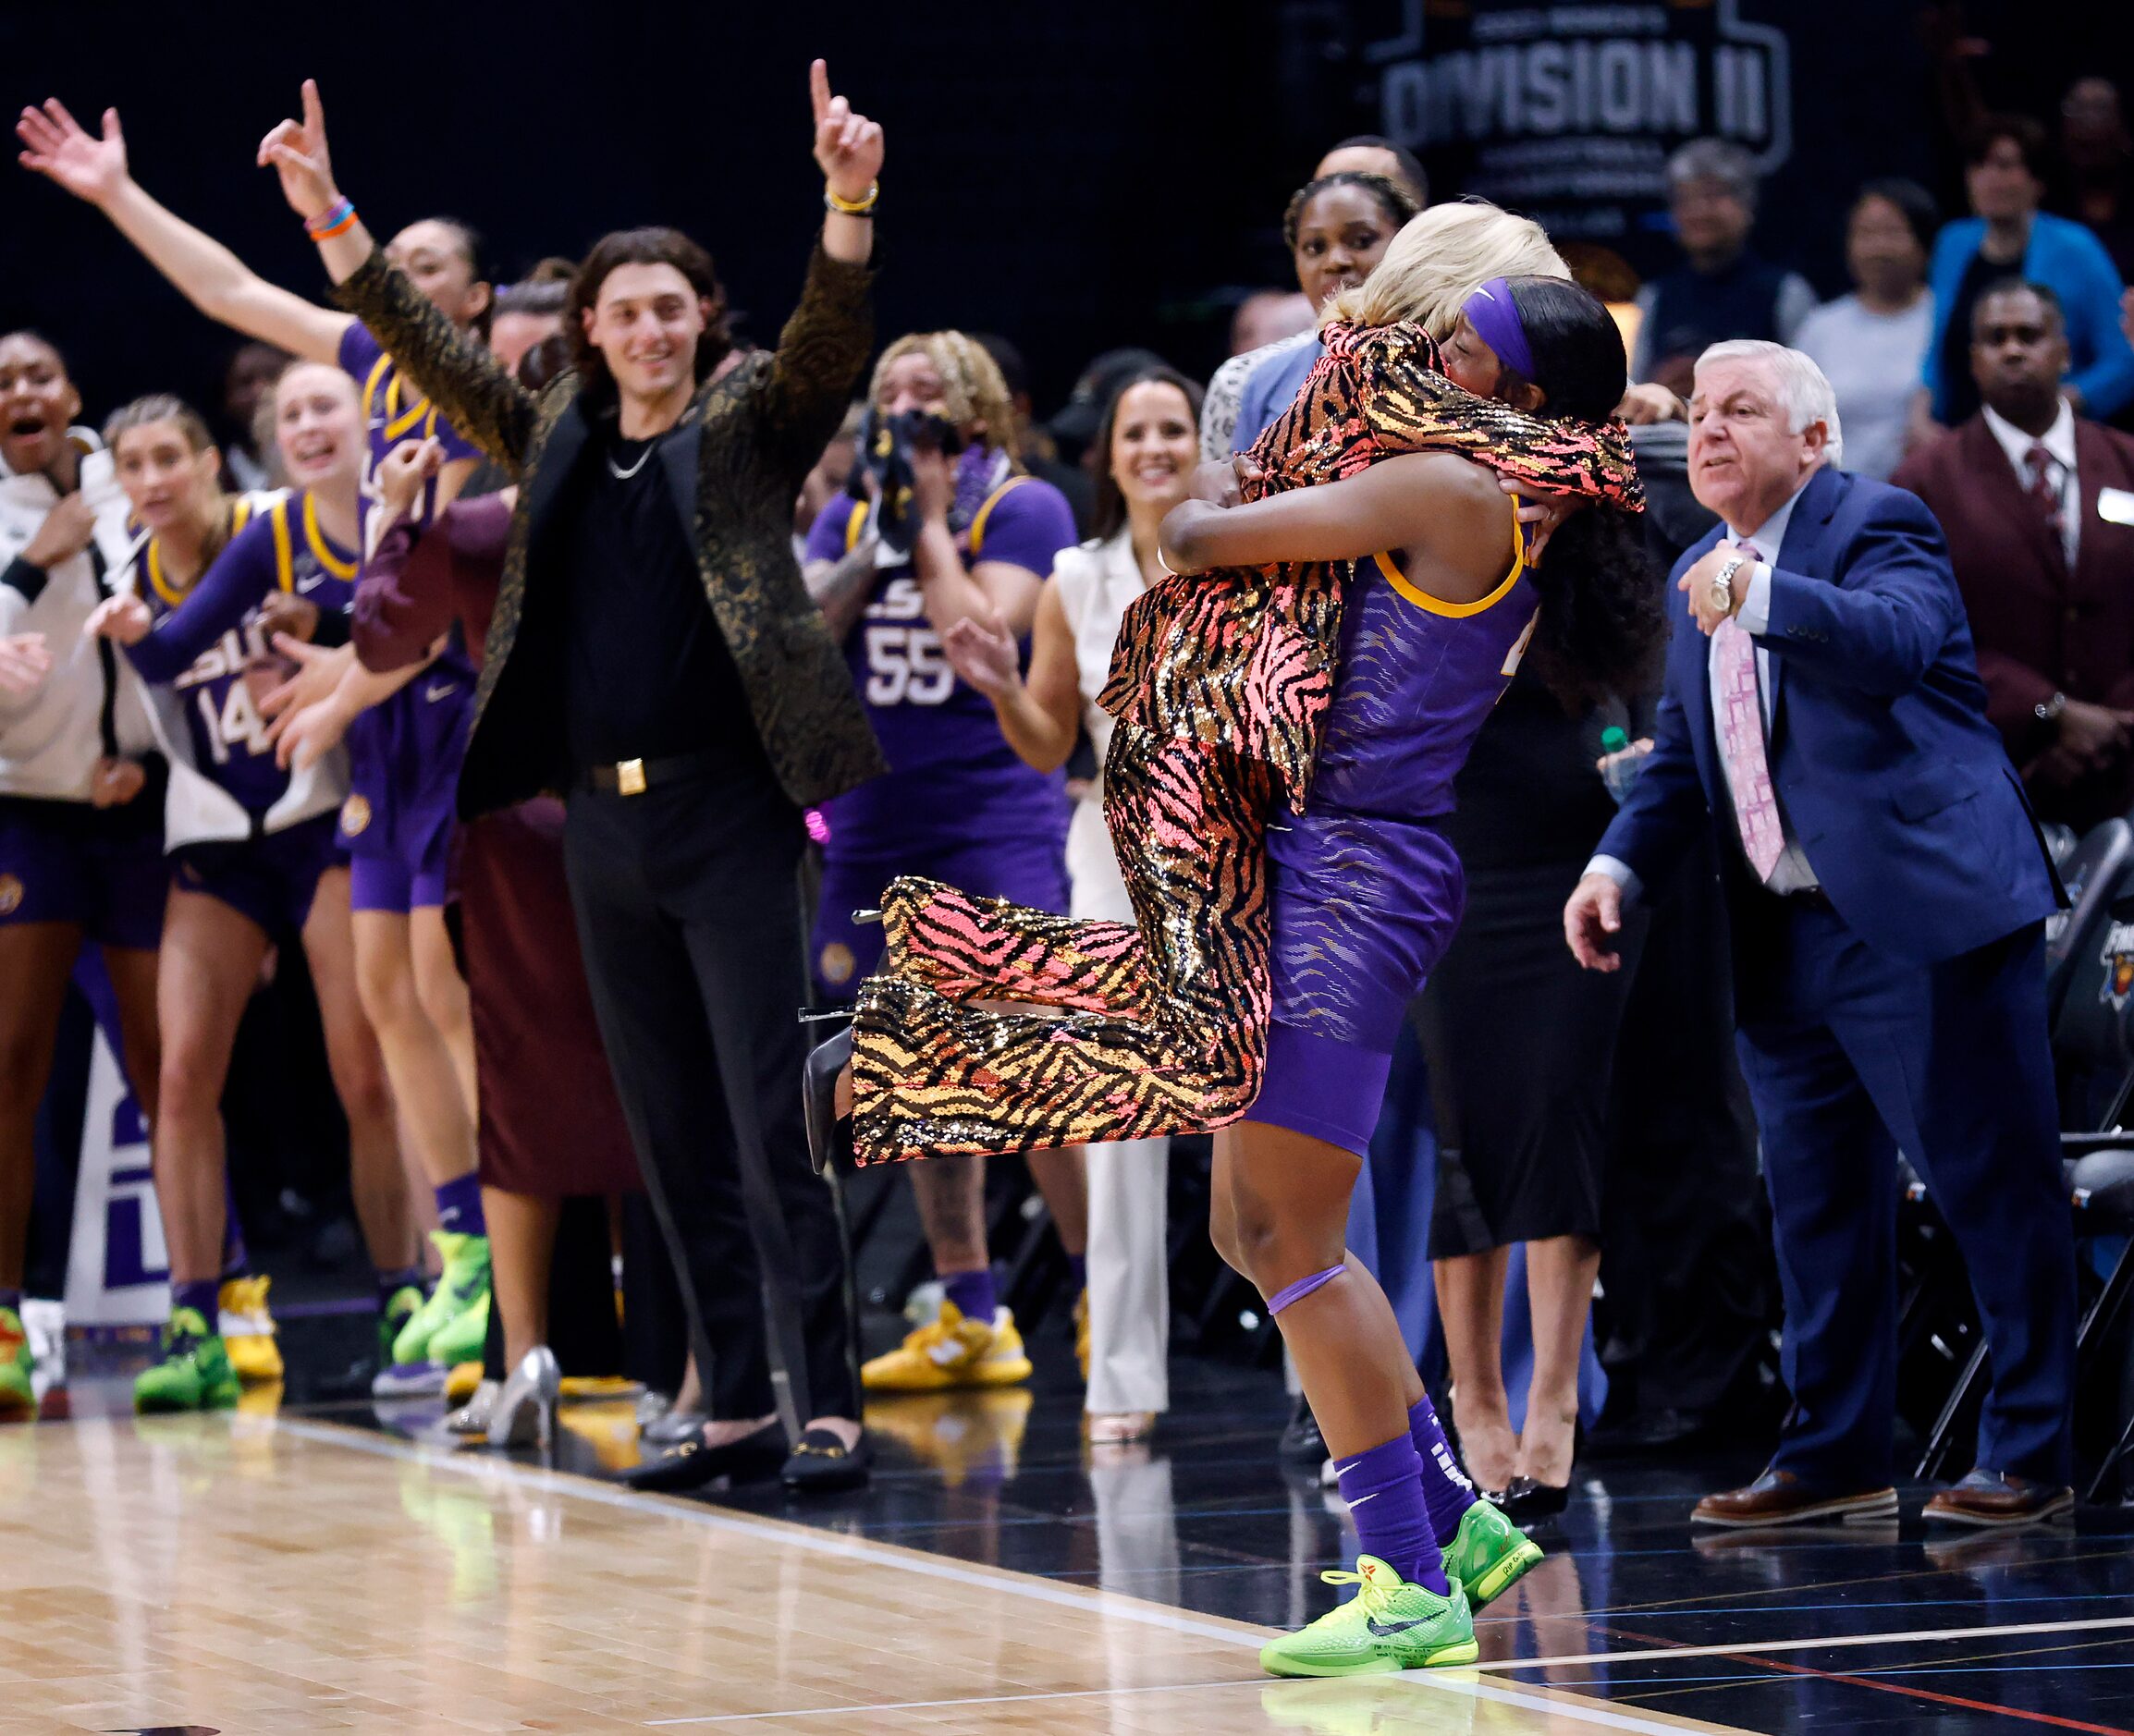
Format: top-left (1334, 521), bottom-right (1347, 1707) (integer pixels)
top-left (20, 95), bottom-right (495, 1389)
top-left (88, 370), bottom-right (416, 1410)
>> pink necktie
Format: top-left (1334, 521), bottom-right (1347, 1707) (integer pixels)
top-left (1711, 542), bottom-right (1784, 880)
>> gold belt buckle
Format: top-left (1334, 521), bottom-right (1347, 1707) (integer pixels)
top-left (616, 758), bottom-right (647, 797)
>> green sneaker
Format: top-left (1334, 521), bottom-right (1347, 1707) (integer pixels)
top-left (0, 1305), bottom-right (34, 1422)
top-left (427, 1283), bottom-right (490, 1368)
top-left (390, 1231), bottom-right (491, 1366)
top-left (378, 1283), bottom-right (423, 1366)
top-left (1259, 1555), bottom-right (1478, 1678)
top-left (133, 1307), bottom-right (240, 1413)
top-left (1442, 1498), bottom-right (1544, 1609)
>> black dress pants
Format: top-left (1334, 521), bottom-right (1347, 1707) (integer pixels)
top-left (561, 767), bottom-right (859, 1425)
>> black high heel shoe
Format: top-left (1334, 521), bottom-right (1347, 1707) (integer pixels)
top-left (802, 1021), bottom-right (854, 1178)
top-left (1496, 1419), bottom-right (1585, 1523)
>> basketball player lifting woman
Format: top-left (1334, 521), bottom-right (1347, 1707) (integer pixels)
top-left (20, 94), bottom-right (497, 1390)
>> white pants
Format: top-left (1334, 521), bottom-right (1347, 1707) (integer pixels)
top-left (1069, 796), bottom-right (1171, 1417)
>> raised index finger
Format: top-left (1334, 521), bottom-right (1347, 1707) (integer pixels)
top-left (809, 59), bottom-right (831, 124)
top-left (300, 79), bottom-right (325, 140)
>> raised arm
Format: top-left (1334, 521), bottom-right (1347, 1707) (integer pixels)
top-left (18, 100), bottom-right (350, 363)
top-left (92, 519), bottom-right (274, 684)
top-left (756, 63), bottom-right (880, 469)
top-left (242, 79), bottom-right (540, 472)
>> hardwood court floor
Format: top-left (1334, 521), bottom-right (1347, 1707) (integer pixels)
top-left (9, 1334), bottom-right (2134, 1734)
top-left (0, 1405), bottom-right (1747, 1736)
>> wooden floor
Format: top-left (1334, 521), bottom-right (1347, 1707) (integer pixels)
top-left (0, 1410), bottom-right (1753, 1736)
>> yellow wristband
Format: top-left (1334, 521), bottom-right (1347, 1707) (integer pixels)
top-left (825, 180), bottom-right (880, 215)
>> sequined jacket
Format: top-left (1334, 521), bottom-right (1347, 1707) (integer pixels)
top-left (331, 244), bottom-right (888, 819)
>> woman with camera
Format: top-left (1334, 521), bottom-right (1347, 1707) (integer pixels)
top-left (801, 332), bottom-right (1089, 1400)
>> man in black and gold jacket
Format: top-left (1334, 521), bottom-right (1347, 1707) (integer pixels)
top-left (266, 62), bottom-right (889, 1488)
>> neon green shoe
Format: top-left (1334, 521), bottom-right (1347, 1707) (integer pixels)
top-left (0, 1306), bottom-right (33, 1422)
top-left (390, 1231), bottom-right (491, 1366)
top-left (427, 1285), bottom-right (490, 1368)
top-left (1259, 1556), bottom-right (1478, 1678)
top-left (378, 1283), bottom-right (423, 1366)
top-left (133, 1308), bottom-right (241, 1413)
top-left (1442, 1498), bottom-right (1544, 1609)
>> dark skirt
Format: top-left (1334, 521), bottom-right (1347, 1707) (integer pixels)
top-left (1419, 857), bottom-right (1644, 1258)
top-left (459, 799), bottom-right (642, 1196)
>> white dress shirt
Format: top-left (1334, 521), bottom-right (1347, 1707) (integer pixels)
top-left (1981, 398), bottom-right (2079, 570)
top-left (1588, 473), bottom-right (1822, 899)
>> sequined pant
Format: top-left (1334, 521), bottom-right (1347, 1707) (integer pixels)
top-left (851, 723), bottom-right (1275, 1162)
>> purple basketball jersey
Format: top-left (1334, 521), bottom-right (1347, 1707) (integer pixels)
top-left (804, 477), bottom-right (1075, 860)
top-left (131, 495), bottom-right (357, 815)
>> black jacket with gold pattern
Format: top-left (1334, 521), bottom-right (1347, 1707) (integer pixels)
top-left (331, 242), bottom-right (888, 819)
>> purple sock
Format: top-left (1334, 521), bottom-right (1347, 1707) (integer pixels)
top-left (1333, 1433), bottom-right (1449, 1594)
top-left (1409, 1395), bottom-right (1478, 1547)
top-left (0, 1287), bottom-right (22, 1315)
top-left (435, 1172), bottom-right (486, 1237)
top-left (172, 1278), bottom-right (220, 1324)
top-left (940, 1267), bottom-right (997, 1325)
top-left (1067, 1253), bottom-right (1087, 1291)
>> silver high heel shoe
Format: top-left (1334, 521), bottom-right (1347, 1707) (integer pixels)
top-left (446, 1378), bottom-right (503, 1437)
top-left (487, 1347), bottom-right (561, 1450)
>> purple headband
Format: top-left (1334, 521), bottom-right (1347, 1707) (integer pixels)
top-left (1461, 277), bottom-right (1536, 382)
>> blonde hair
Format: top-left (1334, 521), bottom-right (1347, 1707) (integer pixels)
top-left (1324, 199), bottom-right (1568, 340)
top-left (868, 331), bottom-right (1019, 454)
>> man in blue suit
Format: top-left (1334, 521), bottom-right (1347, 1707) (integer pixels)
top-left (1564, 339), bottom-right (2078, 1528)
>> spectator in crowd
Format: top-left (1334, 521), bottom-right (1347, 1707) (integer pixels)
top-left (1918, 115), bottom-right (2134, 437)
top-left (1199, 139), bottom-right (1426, 459)
top-left (1567, 339), bottom-right (2078, 1529)
top-left (1630, 139), bottom-right (1816, 397)
top-left (1229, 289), bottom-right (1315, 357)
top-left (1201, 171), bottom-right (1422, 458)
top-left (486, 277), bottom-right (567, 376)
top-left (792, 399), bottom-right (865, 564)
top-left (2054, 77), bottom-right (2134, 282)
top-left (1794, 180), bottom-right (1938, 481)
top-left (217, 339), bottom-right (288, 492)
top-left (1895, 281), bottom-right (2134, 832)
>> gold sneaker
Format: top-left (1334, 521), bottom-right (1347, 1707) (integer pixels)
top-left (861, 1302), bottom-right (1033, 1392)
top-left (218, 1277), bottom-right (284, 1385)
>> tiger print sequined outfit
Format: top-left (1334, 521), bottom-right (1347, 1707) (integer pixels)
top-left (852, 322), bottom-right (1641, 1162)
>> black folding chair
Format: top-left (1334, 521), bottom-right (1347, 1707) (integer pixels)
top-left (1916, 846), bottom-right (2134, 1487)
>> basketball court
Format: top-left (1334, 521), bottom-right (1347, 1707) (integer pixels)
top-left (7, 1340), bottom-right (2131, 1735)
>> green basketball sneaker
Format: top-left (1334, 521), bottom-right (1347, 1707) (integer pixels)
top-left (0, 1305), bottom-right (34, 1422)
top-left (1442, 1498), bottom-right (1544, 1609)
top-left (426, 1282), bottom-right (490, 1369)
top-left (1259, 1555), bottom-right (1478, 1678)
top-left (390, 1231), bottom-right (492, 1367)
top-left (133, 1307), bottom-right (241, 1413)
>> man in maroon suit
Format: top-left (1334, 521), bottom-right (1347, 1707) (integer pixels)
top-left (1895, 279), bottom-right (2134, 829)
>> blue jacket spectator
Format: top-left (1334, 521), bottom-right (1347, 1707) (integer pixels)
top-left (1922, 115), bottom-right (2134, 424)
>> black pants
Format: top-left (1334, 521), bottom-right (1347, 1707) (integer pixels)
top-left (561, 770), bottom-right (858, 1425)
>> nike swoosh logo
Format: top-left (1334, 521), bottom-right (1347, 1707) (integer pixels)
top-left (425, 682), bottom-right (457, 701)
top-left (296, 575), bottom-right (326, 593)
top-left (1366, 1618), bottom-right (1437, 1637)
top-left (1345, 1490), bottom-right (1380, 1506)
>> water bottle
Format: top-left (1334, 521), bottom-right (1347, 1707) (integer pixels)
top-left (1600, 725), bottom-right (1643, 805)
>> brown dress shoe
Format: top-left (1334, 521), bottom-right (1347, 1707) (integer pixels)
top-left (1691, 1466), bottom-right (1899, 1528)
top-left (1921, 1469), bottom-right (2074, 1528)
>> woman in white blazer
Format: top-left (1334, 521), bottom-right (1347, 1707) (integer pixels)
top-left (940, 366), bottom-right (1203, 1439)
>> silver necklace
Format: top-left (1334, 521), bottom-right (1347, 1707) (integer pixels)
top-left (607, 440), bottom-right (656, 481)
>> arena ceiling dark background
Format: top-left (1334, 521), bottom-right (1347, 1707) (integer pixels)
top-left (5, 2), bottom-right (2129, 441)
